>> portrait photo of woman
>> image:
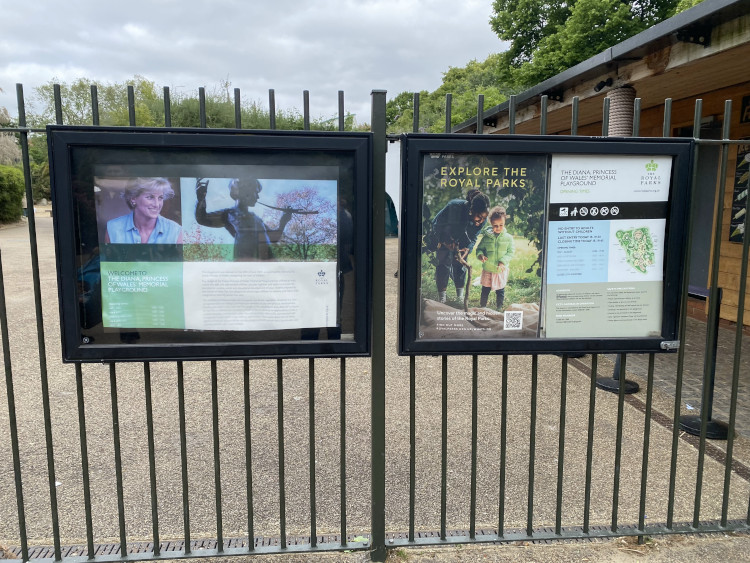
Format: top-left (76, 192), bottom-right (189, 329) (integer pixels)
top-left (103, 177), bottom-right (183, 244)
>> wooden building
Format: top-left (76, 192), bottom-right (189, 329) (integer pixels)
top-left (454, 0), bottom-right (750, 327)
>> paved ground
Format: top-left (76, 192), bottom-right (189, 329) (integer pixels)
top-left (1, 216), bottom-right (750, 562)
top-left (620, 316), bottom-right (750, 438)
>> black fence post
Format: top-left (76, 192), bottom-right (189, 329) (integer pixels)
top-left (679, 288), bottom-right (729, 439)
top-left (370, 89), bottom-right (388, 563)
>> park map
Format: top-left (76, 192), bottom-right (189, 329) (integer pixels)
top-left (616, 227), bottom-right (655, 274)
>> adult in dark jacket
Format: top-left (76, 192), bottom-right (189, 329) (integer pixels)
top-left (428, 189), bottom-right (490, 303)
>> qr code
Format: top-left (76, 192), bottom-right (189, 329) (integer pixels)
top-left (504, 310), bottom-right (523, 331)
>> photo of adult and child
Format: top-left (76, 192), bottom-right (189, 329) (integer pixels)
top-left (418, 153), bottom-right (547, 339)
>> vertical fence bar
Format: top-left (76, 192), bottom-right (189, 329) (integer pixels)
top-left (466, 77), bottom-right (479, 547)
top-left (662, 99), bottom-right (673, 137)
top-left (243, 360), bottom-right (255, 550)
top-left (721, 163), bottom-right (750, 525)
top-left (412, 93), bottom-right (420, 133)
top-left (211, 361), bottom-right (224, 552)
top-left (163, 87), bottom-right (172, 127)
top-left (269, 90), bottom-right (277, 129)
top-left (370, 89), bottom-right (388, 562)
top-left (144, 363), bottom-right (160, 554)
top-left (90, 85), bottom-right (100, 126)
top-left (555, 356), bottom-right (568, 535)
top-left (277, 359), bottom-right (287, 548)
top-left (75, 364), bottom-right (95, 559)
top-left (693, 100), bottom-right (733, 527)
top-left (632, 97), bottom-right (641, 136)
top-left (339, 358), bottom-right (347, 546)
top-left (338, 90), bottom-right (345, 131)
top-left (508, 95), bottom-right (516, 135)
top-left (109, 363), bottom-right (127, 554)
top-left (526, 355), bottom-right (538, 536)
top-left (338, 93), bottom-right (350, 548)
top-left (0, 249), bottom-right (29, 562)
top-left (476, 95), bottom-right (484, 135)
top-left (309, 358), bottom-right (318, 547)
top-left (234, 88), bottom-right (242, 128)
top-left (199, 90), bottom-right (208, 129)
top-left (199, 87), bottom-right (207, 128)
top-left (632, 98), bottom-right (644, 530)
top-left (469, 355), bottom-right (479, 539)
top-left (498, 355), bottom-right (508, 538)
top-left (338, 90), bottom-right (348, 548)
top-left (667, 100), bottom-right (701, 528)
top-left (570, 97), bottom-right (579, 136)
top-left (611, 354), bottom-right (628, 532)
top-left (18, 82), bottom-right (62, 560)
top-left (409, 355), bottom-right (416, 543)
top-left (602, 97), bottom-right (610, 136)
top-left (445, 93), bottom-right (452, 133)
top-left (440, 355), bottom-right (448, 540)
top-left (127, 85), bottom-right (136, 125)
top-left (303, 91), bottom-right (310, 130)
top-left (583, 354), bottom-right (598, 533)
top-left (638, 354), bottom-right (656, 537)
top-left (540, 95), bottom-right (548, 134)
top-left (54, 84), bottom-right (63, 124)
top-left (176, 362), bottom-right (191, 553)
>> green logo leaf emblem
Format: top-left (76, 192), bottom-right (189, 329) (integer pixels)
top-left (645, 159), bottom-right (658, 172)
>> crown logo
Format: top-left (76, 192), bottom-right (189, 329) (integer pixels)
top-left (318, 270), bottom-right (326, 277)
top-left (645, 159), bottom-right (658, 172)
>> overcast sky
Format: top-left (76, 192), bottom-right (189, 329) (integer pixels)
top-left (1, 0), bottom-right (505, 124)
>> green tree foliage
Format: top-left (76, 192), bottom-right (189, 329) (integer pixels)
top-left (27, 76), bottom-right (359, 205)
top-left (27, 135), bottom-right (51, 202)
top-left (490, 0), bottom-right (682, 88)
top-left (392, 0), bottom-right (701, 134)
top-left (675, 0), bottom-right (704, 11)
top-left (0, 165), bottom-right (25, 223)
top-left (490, 0), bottom-right (574, 68)
top-left (387, 55), bottom-right (508, 133)
top-left (31, 76), bottom-right (358, 130)
top-left (32, 76), bottom-right (163, 126)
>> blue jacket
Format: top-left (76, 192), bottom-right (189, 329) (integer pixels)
top-left (107, 212), bottom-right (182, 244)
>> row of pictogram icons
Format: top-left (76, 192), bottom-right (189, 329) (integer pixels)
top-left (559, 205), bottom-right (620, 218)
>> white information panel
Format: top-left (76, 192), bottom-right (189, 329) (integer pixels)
top-left (544, 154), bottom-right (673, 338)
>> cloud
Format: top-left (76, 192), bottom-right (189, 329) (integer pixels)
top-left (0, 0), bottom-right (504, 123)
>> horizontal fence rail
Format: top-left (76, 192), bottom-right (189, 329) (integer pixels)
top-left (1, 83), bottom-right (749, 563)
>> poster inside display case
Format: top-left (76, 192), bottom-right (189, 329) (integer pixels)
top-left (398, 134), bottom-right (693, 356)
top-left (48, 126), bottom-right (372, 362)
top-left (729, 142), bottom-right (749, 244)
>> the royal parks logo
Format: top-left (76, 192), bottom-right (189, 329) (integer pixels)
top-left (641, 159), bottom-right (662, 186)
top-left (315, 269), bottom-right (330, 286)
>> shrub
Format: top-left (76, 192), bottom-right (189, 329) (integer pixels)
top-left (0, 165), bottom-right (25, 223)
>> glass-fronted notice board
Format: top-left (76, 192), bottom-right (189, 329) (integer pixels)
top-left (398, 134), bottom-right (693, 356)
top-left (48, 126), bottom-right (372, 362)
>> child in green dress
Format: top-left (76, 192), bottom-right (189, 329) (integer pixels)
top-left (475, 206), bottom-right (514, 310)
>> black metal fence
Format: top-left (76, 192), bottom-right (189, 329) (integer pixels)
top-left (1, 84), bottom-right (749, 563)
